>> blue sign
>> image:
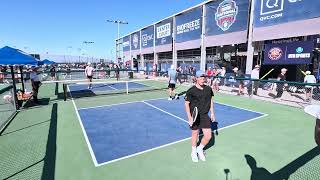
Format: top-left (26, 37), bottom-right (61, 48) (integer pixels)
top-left (131, 31), bottom-right (140, 51)
top-left (263, 41), bottom-right (314, 65)
top-left (155, 19), bottom-right (172, 46)
top-left (141, 26), bottom-right (154, 48)
top-left (254, 0), bottom-right (320, 28)
top-left (205, 0), bottom-right (249, 36)
top-left (176, 7), bottom-right (202, 43)
top-left (122, 36), bottom-right (130, 52)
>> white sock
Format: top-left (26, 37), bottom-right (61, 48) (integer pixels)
top-left (192, 146), bottom-right (197, 153)
top-left (197, 144), bottom-right (205, 151)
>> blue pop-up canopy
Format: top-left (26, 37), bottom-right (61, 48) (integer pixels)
top-left (41, 59), bottom-right (55, 65)
top-left (0, 46), bottom-right (39, 65)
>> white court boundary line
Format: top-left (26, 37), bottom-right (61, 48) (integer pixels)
top-left (142, 101), bottom-right (188, 124)
top-left (69, 86), bottom-right (99, 167)
top-left (73, 96), bottom-right (268, 167)
top-left (78, 97), bottom-right (166, 110)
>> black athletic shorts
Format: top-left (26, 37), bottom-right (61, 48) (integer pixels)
top-left (168, 83), bottom-right (176, 89)
top-left (190, 114), bottom-right (211, 130)
top-left (87, 75), bottom-right (93, 79)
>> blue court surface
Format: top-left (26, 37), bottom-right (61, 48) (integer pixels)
top-left (69, 82), bottom-right (148, 92)
top-left (77, 98), bottom-right (265, 166)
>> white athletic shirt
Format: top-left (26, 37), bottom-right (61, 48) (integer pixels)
top-left (85, 66), bottom-right (94, 76)
top-left (304, 75), bottom-right (316, 88)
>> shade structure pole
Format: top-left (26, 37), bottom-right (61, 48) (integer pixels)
top-left (10, 66), bottom-right (19, 109)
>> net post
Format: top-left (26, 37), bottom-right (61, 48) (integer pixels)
top-left (63, 83), bottom-right (67, 101)
top-left (126, 81), bottom-right (129, 94)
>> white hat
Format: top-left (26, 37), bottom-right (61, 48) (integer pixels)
top-left (233, 67), bottom-right (238, 71)
top-left (170, 65), bottom-right (175, 69)
top-left (306, 71), bottom-right (311, 75)
top-left (255, 65), bottom-right (260, 68)
top-left (281, 68), bottom-right (287, 72)
top-left (304, 105), bottom-right (320, 119)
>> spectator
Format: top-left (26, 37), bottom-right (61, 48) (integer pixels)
top-left (207, 67), bottom-right (213, 86)
top-left (233, 67), bottom-right (245, 95)
top-left (304, 71), bottom-right (316, 102)
top-left (50, 65), bottom-right (56, 81)
top-left (251, 65), bottom-right (260, 95)
top-left (220, 67), bottom-right (226, 86)
top-left (275, 68), bottom-right (287, 100)
top-left (30, 66), bottom-right (41, 104)
top-left (212, 67), bottom-right (220, 91)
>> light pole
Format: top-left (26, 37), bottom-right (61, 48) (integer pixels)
top-left (107, 19), bottom-right (128, 60)
top-left (83, 41), bottom-right (94, 63)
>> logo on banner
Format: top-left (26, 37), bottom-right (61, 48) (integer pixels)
top-left (176, 19), bottom-right (201, 34)
top-left (260, 0), bottom-right (284, 21)
top-left (268, 47), bottom-right (283, 60)
top-left (288, 46), bottom-right (311, 59)
top-left (123, 40), bottom-right (130, 47)
top-left (142, 33), bottom-right (153, 46)
top-left (133, 34), bottom-right (139, 49)
top-left (157, 23), bottom-right (171, 39)
top-left (215, 0), bottom-right (238, 31)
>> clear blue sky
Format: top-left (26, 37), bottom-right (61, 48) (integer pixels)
top-left (0, 0), bottom-right (205, 60)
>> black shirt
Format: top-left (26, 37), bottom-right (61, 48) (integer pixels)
top-left (185, 85), bottom-right (214, 115)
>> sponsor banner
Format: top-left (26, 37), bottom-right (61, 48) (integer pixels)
top-left (141, 26), bottom-right (154, 49)
top-left (254, 0), bottom-right (320, 28)
top-left (175, 7), bottom-right (202, 43)
top-left (123, 36), bottom-right (130, 52)
top-left (205, 0), bottom-right (249, 36)
top-left (155, 19), bottom-right (173, 46)
top-left (131, 31), bottom-right (140, 51)
top-left (263, 41), bottom-right (314, 65)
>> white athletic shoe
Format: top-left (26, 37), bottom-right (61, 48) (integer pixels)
top-left (197, 148), bottom-right (206, 161)
top-left (174, 94), bottom-right (179, 100)
top-left (191, 152), bottom-right (198, 162)
top-left (168, 97), bottom-right (172, 100)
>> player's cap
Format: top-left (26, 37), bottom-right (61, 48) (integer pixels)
top-left (281, 68), bottom-right (287, 72)
top-left (196, 70), bottom-right (205, 78)
top-left (306, 71), bottom-right (311, 75)
top-left (170, 64), bottom-right (175, 69)
top-left (233, 67), bottom-right (238, 71)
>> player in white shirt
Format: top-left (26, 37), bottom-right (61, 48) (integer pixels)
top-left (85, 63), bottom-right (95, 89)
top-left (250, 65), bottom-right (260, 95)
top-left (304, 71), bottom-right (316, 102)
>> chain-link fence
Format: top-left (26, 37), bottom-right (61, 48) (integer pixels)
top-left (0, 84), bottom-right (17, 132)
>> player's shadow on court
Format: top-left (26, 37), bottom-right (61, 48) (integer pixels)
top-left (244, 146), bottom-right (320, 180)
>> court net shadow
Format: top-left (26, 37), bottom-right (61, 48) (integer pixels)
top-left (41, 103), bottom-right (57, 180)
top-left (244, 146), bottom-right (320, 180)
top-left (23, 98), bottom-right (50, 108)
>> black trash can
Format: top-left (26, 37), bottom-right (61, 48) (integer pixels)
top-left (128, 71), bottom-right (133, 79)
